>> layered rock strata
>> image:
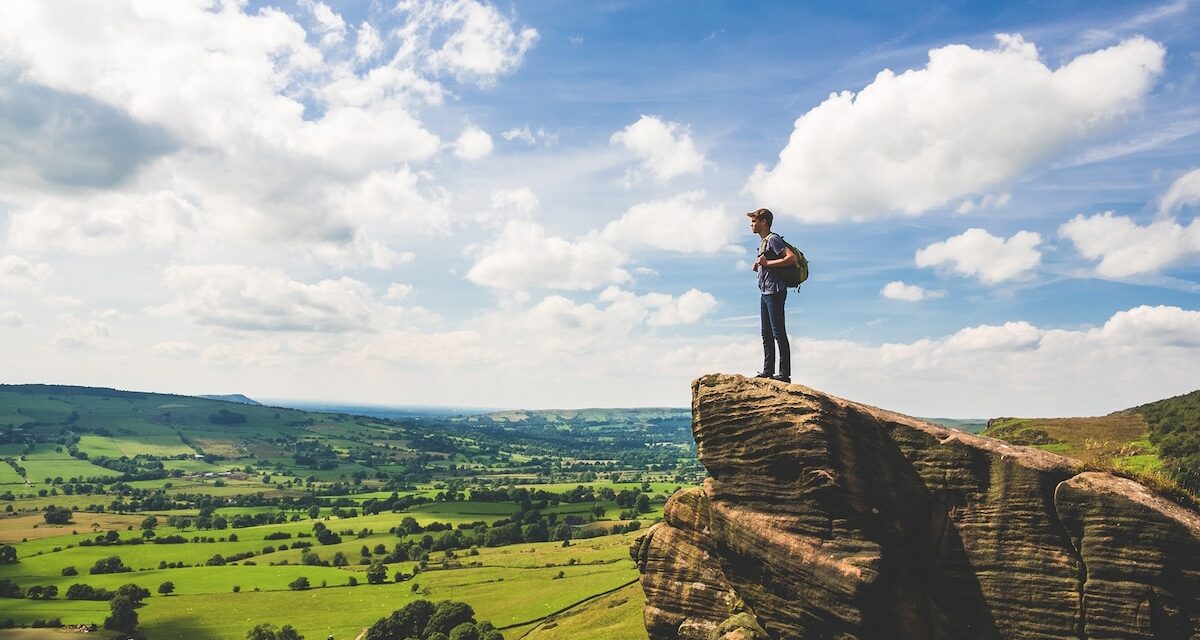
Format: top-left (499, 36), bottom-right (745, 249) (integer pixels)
top-left (631, 374), bottom-right (1200, 640)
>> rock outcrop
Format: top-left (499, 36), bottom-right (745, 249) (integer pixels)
top-left (631, 374), bottom-right (1200, 640)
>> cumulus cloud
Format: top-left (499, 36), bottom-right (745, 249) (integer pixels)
top-left (597, 286), bottom-right (718, 327)
top-left (158, 265), bottom-right (382, 332)
top-left (0, 255), bottom-right (52, 292)
top-left (0, 0), bottom-right (534, 265)
top-left (915, 228), bottom-right (1042, 283)
top-left (746, 35), bottom-right (1165, 222)
top-left (465, 221), bottom-right (630, 290)
top-left (395, 0), bottom-right (538, 86)
top-left (454, 125), bottom-right (494, 160)
top-left (0, 311), bottom-right (24, 327)
top-left (1160, 167), bottom-right (1200, 213)
top-left (943, 321), bottom-right (1041, 351)
top-left (611, 115), bottom-right (706, 182)
top-left (601, 191), bottom-right (739, 254)
top-left (6, 190), bottom-right (199, 255)
top-left (880, 281), bottom-right (944, 301)
top-left (1060, 211), bottom-right (1200, 277)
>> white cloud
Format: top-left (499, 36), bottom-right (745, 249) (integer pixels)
top-left (611, 115), bottom-right (706, 182)
top-left (944, 321), bottom-right (1041, 351)
top-left (915, 228), bottom-right (1042, 283)
top-left (153, 341), bottom-right (201, 359)
top-left (880, 281), bottom-right (944, 302)
top-left (6, 190), bottom-right (199, 255)
top-left (158, 265), bottom-right (382, 333)
top-left (395, 0), bottom-right (538, 87)
top-left (454, 125), bottom-right (494, 160)
top-left (385, 283), bottom-right (415, 301)
top-left (354, 21), bottom-right (384, 62)
top-left (50, 314), bottom-right (121, 350)
top-left (956, 192), bottom-right (1011, 214)
top-left (465, 221), bottom-right (630, 290)
top-left (0, 1), bottom-right (487, 264)
top-left (0, 311), bottom-right (24, 327)
top-left (502, 126), bottom-right (537, 144)
top-left (597, 286), bottom-right (718, 327)
top-left (499, 124), bottom-right (559, 147)
top-left (601, 191), bottom-right (739, 254)
top-left (0, 255), bottom-right (52, 292)
top-left (1160, 168), bottom-right (1200, 213)
top-left (1059, 212), bottom-right (1200, 277)
top-left (477, 187), bottom-right (539, 226)
top-left (746, 35), bottom-right (1165, 222)
top-left (301, 0), bottom-right (347, 48)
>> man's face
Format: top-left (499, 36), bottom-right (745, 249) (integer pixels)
top-left (749, 216), bottom-right (767, 233)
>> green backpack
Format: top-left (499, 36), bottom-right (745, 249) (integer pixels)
top-left (759, 233), bottom-right (809, 288)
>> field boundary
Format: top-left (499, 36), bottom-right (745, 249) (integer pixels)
top-left (503, 577), bottom-right (639, 638)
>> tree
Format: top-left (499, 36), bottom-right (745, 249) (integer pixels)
top-left (288, 576), bottom-right (310, 591)
top-left (140, 515), bottom-right (158, 530)
top-left (89, 556), bottom-right (130, 575)
top-left (43, 505), bottom-right (72, 525)
top-left (115, 584), bottom-right (151, 604)
top-left (0, 545), bottom-right (16, 565)
top-left (449, 623), bottom-right (481, 640)
top-left (366, 561), bottom-right (387, 585)
top-left (332, 551), bottom-right (348, 567)
top-left (635, 493), bottom-right (651, 514)
top-left (158, 581), bottom-right (175, 596)
top-left (247, 623), bottom-right (305, 640)
top-left (426, 601), bottom-right (475, 637)
top-left (104, 595), bottom-right (138, 634)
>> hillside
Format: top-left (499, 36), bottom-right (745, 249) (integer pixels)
top-left (983, 388), bottom-right (1200, 497)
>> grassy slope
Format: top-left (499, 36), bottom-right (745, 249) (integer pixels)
top-left (983, 413), bottom-right (1159, 470)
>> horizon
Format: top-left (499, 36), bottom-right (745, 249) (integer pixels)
top-left (1, 1), bottom-right (1198, 418)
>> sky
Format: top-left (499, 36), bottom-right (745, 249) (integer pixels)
top-left (1, 0), bottom-right (1199, 417)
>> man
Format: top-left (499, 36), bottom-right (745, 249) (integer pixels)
top-left (748, 208), bottom-right (796, 383)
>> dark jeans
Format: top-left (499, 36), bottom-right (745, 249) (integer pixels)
top-left (760, 290), bottom-right (790, 377)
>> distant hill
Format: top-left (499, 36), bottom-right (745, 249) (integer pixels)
top-left (983, 388), bottom-right (1200, 496)
top-left (199, 393), bottom-right (262, 405)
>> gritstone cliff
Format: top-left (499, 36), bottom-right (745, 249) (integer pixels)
top-left (630, 374), bottom-right (1200, 640)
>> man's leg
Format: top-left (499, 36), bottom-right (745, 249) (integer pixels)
top-left (760, 294), bottom-right (775, 375)
top-left (767, 291), bottom-right (790, 379)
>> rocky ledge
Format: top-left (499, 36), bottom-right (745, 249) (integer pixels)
top-left (631, 374), bottom-right (1200, 640)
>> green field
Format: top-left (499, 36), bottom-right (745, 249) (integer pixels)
top-left (76, 434), bottom-right (196, 458)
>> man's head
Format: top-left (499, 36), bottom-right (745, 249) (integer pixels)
top-left (747, 208), bottom-right (773, 234)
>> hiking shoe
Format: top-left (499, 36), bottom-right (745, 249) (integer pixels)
top-left (772, 374), bottom-right (791, 383)
top-left (754, 371), bottom-right (774, 379)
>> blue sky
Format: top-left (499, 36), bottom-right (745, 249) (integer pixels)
top-left (1, 0), bottom-right (1198, 416)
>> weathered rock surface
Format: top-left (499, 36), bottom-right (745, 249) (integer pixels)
top-left (631, 374), bottom-right (1200, 640)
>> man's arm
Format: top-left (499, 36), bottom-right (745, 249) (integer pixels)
top-left (755, 247), bottom-right (797, 269)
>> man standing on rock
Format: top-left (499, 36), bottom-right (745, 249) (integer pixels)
top-left (749, 208), bottom-right (797, 383)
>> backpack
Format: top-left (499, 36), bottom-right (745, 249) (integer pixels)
top-left (759, 233), bottom-right (809, 288)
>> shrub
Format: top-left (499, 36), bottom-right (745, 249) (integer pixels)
top-left (287, 576), bottom-right (310, 591)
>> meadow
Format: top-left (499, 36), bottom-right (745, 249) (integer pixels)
top-left (0, 384), bottom-right (693, 639)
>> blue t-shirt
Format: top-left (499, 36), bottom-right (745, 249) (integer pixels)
top-left (757, 233), bottom-right (789, 294)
